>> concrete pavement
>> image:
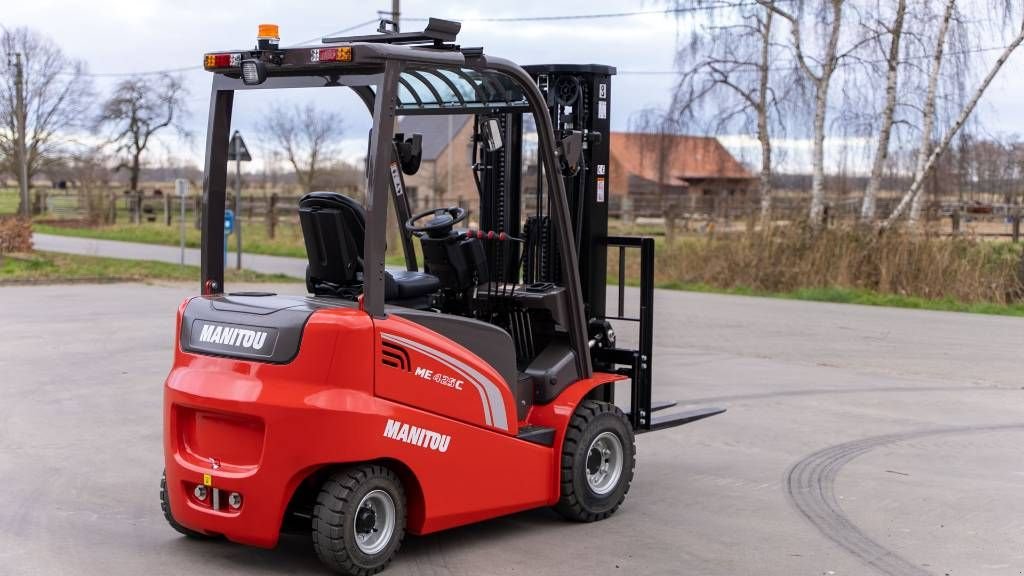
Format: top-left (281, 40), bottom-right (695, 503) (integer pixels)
top-left (32, 233), bottom-right (308, 277)
top-left (1, 284), bottom-right (1023, 575)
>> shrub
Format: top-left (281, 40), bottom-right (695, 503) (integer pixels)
top-left (645, 224), bottom-right (1024, 305)
top-left (0, 217), bottom-right (33, 254)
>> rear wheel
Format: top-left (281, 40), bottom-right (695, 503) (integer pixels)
top-left (554, 400), bottom-right (636, 522)
top-left (160, 470), bottom-right (213, 539)
top-left (312, 465), bottom-right (407, 576)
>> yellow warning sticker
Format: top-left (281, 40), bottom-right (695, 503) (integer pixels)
top-left (203, 474), bottom-right (212, 487)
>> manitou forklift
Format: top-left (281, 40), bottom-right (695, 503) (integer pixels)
top-left (162, 19), bottom-right (723, 575)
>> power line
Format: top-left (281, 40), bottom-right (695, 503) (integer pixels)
top-left (66, 16), bottom-right (1013, 80)
top-left (77, 65), bottom-right (202, 78)
top-left (288, 19), bottom-right (379, 47)
top-left (403, 3), bottom-right (749, 23)
top-left (618, 70), bottom-right (679, 75)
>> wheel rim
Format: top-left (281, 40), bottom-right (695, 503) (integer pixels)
top-left (585, 431), bottom-right (624, 496)
top-left (353, 489), bottom-right (396, 555)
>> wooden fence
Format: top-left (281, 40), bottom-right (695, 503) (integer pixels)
top-left (22, 187), bottom-right (1024, 242)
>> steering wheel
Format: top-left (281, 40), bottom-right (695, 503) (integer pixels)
top-left (405, 206), bottom-right (467, 239)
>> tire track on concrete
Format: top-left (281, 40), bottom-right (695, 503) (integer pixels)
top-left (786, 423), bottom-right (1024, 576)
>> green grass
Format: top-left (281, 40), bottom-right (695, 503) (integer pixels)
top-left (657, 281), bottom-right (1024, 317)
top-left (34, 221), bottom-right (417, 267)
top-left (0, 188), bottom-right (21, 214)
top-left (34, 221), bottom-right (310, 258)
top-left (0, 251), bottom-right (297, 284)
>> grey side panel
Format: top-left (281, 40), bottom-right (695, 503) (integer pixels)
top-left (180, 294), bottom-right (353, 364)
top-left (389, 307), bottom-right (517, 390)
top-left (526, 341), bottom-right (580, 404)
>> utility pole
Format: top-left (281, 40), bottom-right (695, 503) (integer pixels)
top-left (11, 53), bottom-right (29, 218)
top-left (392, 0), bottom-right (400, 32)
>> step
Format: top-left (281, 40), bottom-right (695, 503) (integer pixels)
top-left (516, 425), bottom-right (555, 446)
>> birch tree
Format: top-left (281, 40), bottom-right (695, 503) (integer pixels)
top-left (906, 0), bottom-right (956, 223)
top-left (859, 0), bottom-right (907, 222)
top-left (884, 8), bottom-right (1024, 227)
top-left (674, 2), bottom-right (783, 222)
top-left (756, 0), bottom-right (845, 225)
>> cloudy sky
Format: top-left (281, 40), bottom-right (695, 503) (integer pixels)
top-left (4, 0), bottom-right (1024, 172)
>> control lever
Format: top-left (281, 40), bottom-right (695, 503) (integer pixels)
top-left (466, 230), bottom-right (525, 243)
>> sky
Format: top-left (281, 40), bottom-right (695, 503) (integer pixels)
top-left (4, 0), bottom-right (1024, 173)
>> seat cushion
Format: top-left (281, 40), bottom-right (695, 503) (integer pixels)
top-left (385, 270), bottom-right (441, 300)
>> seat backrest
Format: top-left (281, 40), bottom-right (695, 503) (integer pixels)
top-left (299, 192), bottom-right (366, 288)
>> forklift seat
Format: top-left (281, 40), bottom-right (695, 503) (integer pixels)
top-left (299, 192), bottom-right (440, 304)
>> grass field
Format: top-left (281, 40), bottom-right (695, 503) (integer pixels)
top-left (0, 252), bottom-right (297, 284)
top-left (34, 220), bottom-right (417, 266)
top-left (34, 221), bottom-right (310, 258)
top-left (0, 188), bottom-right (21, 214)
top-left (662, 283), bottom-right (1024, 317)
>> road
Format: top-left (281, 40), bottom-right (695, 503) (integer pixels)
top-left (1, 283), bottom-right (1023, 576)
top-left (32, 233), bottom-right (308, 277)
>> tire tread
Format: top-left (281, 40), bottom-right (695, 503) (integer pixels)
top-left (554, 400), bottom-right (636, 522)
top-left (312, 465), bottom-right (406, 576)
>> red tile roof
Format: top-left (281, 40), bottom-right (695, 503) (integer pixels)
top-left (609, 133), bottom-right (752, 194)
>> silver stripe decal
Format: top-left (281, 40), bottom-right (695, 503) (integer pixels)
top-left (382, 333), bottom-right (492, 427)
top-left (382, 332), bottom-right (509, 431)
top-left (385, 332), bottom-right (495, 426)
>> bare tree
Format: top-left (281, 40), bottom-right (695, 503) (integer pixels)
top-left (674, 2), bottom-right (785, 222)
top-left (0, 27), bottom-right (94, 214)
top-left (859, 0), bottom-right (907, 222)
top-left (756, 0), bottom-right (847, 225)
top-left (906, 0), bottom-right (957, 223)
top-left (884, 9), bottom-right (1024, 227)
top-left (262, 103), bottom-right (343, 193)
top-left (98, 74), bottom-right (189, 194)
top-left (68, 147), bottom-right (114, 224)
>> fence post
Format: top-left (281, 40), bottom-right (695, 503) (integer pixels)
top-left (622, 195), bottom-right (634, 227)
top-left (109, 192), bottom-right (117, 224)
top-left (951, 209), bottom-right (961, 235)
top-left (266, 192), bottom-right (278, 239)
top-left (1013, 208), bottom-right (1021, 243)
top-left (665, 201), bottom-right (679, 245)
top-left (164, 193), bottom-right (172, 226)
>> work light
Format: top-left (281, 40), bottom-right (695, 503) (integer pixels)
top-left (241, 59), bottom-right (267, 85)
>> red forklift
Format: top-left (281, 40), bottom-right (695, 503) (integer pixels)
top-left (162, 19), bottom-right (723, 575)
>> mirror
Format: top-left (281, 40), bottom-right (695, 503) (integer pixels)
top-left (394, 133), bottom-right (423, 175)
top-left (481, 117), bottom-right (503, 152)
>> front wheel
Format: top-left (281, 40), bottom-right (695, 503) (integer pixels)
top-left (554, 400), bottom-right (636, 522)
top-left (312, 465), bottom-right (407, 576)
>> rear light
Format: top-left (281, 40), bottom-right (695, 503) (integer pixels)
top-left (204, 53), bottom-right (241, 70)
top-left (310, 46), bottom-right (352, 63)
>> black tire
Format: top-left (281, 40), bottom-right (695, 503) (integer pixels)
top-left (554, 400), bottom-right (636, 522)
top-left (312, 465), bottom-right (407, 576)
top-left (160, 470), bottom-right (213, 539)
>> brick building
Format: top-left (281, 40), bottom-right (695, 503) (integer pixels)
top-left (609, 132), bottom-right (754, 215)
top-left (397, 115), bottom-right (476, 211)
